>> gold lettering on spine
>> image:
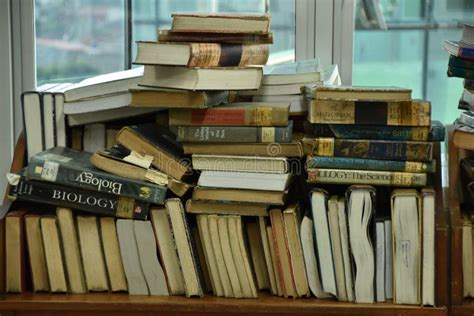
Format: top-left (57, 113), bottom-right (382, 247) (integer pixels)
top-left (116, 197), bottom-right (135, 219)
top-left (254, 107), bottom-right (273, 126)
top-left (316, 138), bottom-right (335, 156)
top-left (239, 44), bottom-right (270, 66)
top-left (404, 161), bottom-right (424, 172)
top-left (188, 43), bottom-right (220, 67)
top-left (411, 127), bottom-right (429, 141)
top-left (310, 99), bottom-right (355, 124)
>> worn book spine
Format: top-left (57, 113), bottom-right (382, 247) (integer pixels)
top-left (306, 122), bottom-right (445, 141)
top-left (187, 43), bottom-right (269, 67)
top-left (307, 168), bottom-right (427, 187)
top-left (465, 80), bottom-right (474, 89)
top-left (169, 107), bottom-right (289, 126)
top-left (306, 156), bottom-right (436, 173)
top-left (449, 55), bottom-right (474, 69)
top-left (158, 30), bottom-right (274, 44)
top-left (177, 123), bottom-right (292, 143)
top-left (9, 177), bottom-right (149, 220)
top-left (448, 66), bottom-right (474, 79)
top-left (459, 112), bottom-right (474, 127)
top-left (308, 99), bottom-right (431, 126)
top-left (27, 157), bottom-right (166, 205)
top-left (303, 138), bottom-right (433, 162)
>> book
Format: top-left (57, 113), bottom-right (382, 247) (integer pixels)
top-left (183, 139), bottom-right (305, 157)
top-left (51, 83), bottom-right (74, 147)
top-left (176, 123), bottom-right (293, 143)
top-left (40, 216), bottom-right (68, 293)
top-left (375, 220), bottom-right (385, 302)
top-left (328, 196), bottom-right (347, 301)
top-left (67, 107), bottom-right (160, 127)
top-left (307, 168), bottom-right (427, 187)
top-left (130, 87), bottom-right (230, 108)
top-left (158, 29), bottom-right (273, 44)
top-left (242, 82), bottom-right (322, 96)
top-left (191, 154), bottom-right (288, 173)
top-left (106, 128), bottom-right (119, 148)
top-left (385, 219), bottom-right (393, 299)
top-left (192, 186), bottom-right (287, 205)
top-left (24, 214), bottom-right (49, 292)
top-left (306, 156), bottom-right (436, 173)
top-left (196, 215), bottom-right (224, 296)
top-left (443, 40), bottom-right (474, 59)
top-left (283, 205), bottom-right (310, 297)
top-left (460, 88), bottom-right (474, 111)
top-left (448, 65), bottom-right (474, 79)
top-left (337, 197), bottom-right (354, 302)
top-left (64, 67), bottom-right (143, 102)
top-left (191, 226), bottom-right (213, 293)
top-left (5, 210), bottom-right (28, 293)
top-left (83, 123), bottom-right (106, 153)
top-left (64, 92), bottom-right (133, 115)
top-left (453, 124), bottom-right (474, 150)
top-left (304, 120), bottom-right (445, 141)
top-left (116, 124), bottom-right (192, 181)
top-left (461, 159), bottom-right (474, 207)
top-left (461, 22), bottom-right (474, 45)
top-left (150, 208), bottom-right (186, 295)
top-left (300, 215), bottom-right (331, 298)
top-left (463, 217), bottom-right (473, 297)
top-left (347, 185), bottom-right (375, 303)
top-left (246, 221), bottom-right (270, 290)
top-left (421, 189), bottom-right (435, 306)
top-left (185, 199), bottom-right (268, 217)
top-left (9, 174), bottom-right (150, 220)
top-left (99, 217), bottom-right (128, 292)
top-left (134, 41), bottom-right (269, 67)
top-left (169, 103), bottom-right (290, 127)
top-left (255, 217), bottom-right (277, 295)
top-left (165, 198), bottom-right (204, 297)
top-left (56, 207), bottom-right (87, 294)
top-left (116, 219), bottom-right (149, 295)
top-left (42, 84), bottom-right (72, 149)
top-left (197, 170), bottom-right (292, 191)
top-left (307, 99), bottom-right (430, 126)
top-left (260, 59), bottom-right (322, 85)
top-left (134, 220), bottom-right (169, 296)
top-left (77, 216), bottom-right (109, 292)
top-left (449, 54), bottom-right (474, 69)
top-left (27, 147), bottom-right (167, 205)
top-left (459, 111), bottom-right (474, 128)
top-left (391, 189), bottom-right (421, 305)
top-left (304, 85), bottom-right (412, 101)
top-left (253, 95), bottom-right (306, 115)
top-left (309, 189), bottom-right (337, 296)
top-left (269, 209), bottom-right (296, 298)
top-left (266, 224), bottom-right (283, 296)
top-left (141, 65), bottom-right (262, 90)
top-left (303, 138), bottom-right (433, 162)
top-left (171, 13), bottom-right (271, 34)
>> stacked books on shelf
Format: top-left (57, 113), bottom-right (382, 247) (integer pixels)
top-left (444, 22), bottom-right (474, 150)
top-left (301, 84), bottom-right (443, 305)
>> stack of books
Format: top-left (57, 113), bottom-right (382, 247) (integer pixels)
top-left (444, 22), bottom-right (474, 150)
top-left (301, 84), bottom-right (443, 305)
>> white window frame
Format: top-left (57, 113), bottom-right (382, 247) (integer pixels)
top-left (0, 0), bottom-right (355, 198)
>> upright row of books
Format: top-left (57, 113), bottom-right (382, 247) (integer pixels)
top-left (4, 12), bottom-right (441, 306)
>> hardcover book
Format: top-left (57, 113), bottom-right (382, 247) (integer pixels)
top-left (9, 174), bottom-right (149, 220)
top-left (27, 147), bottom-right (167, 205)
top-left (302, 138), bottom-right (433, 162)
top-left (303, 85), bottom-right (412, 101)
top-left (158, 29), bottom-right (274, 44)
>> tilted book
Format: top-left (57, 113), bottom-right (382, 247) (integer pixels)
top-left (303, 138), bottom-right (433, 162)
top-left (9, 174), bottom-right (149, 220)
top-left (27, 147), bottom-right (167, 204)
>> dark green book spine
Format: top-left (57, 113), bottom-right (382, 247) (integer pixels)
top-left (27, 150), bottom-right (166, 205)
top-left (448, 66), bottom-right (474, 79)
top-left (449, 55), bottom-right (474, 69)
top-left (176, 121), bottom-right (293, 143)
top-left (9, 176), bottom-right (149, 220)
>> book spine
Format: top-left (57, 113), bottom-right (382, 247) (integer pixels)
top-left (465, 79), bottom-right (474, 89)
top-left (306, 168), bottom-right (427, 187)
top-left (307, 138), bottom-right (433, 162)
top-left (188, 43), bottom-right (269, 67)
top-left (27, 158), bottom-right (166, 205)
top-left (459, 47), bottom-right (474, 59)
top-left (308, 100), bottom-right (431, 126)
top-left (459, 112), bottom-right (474, 127)
top-left (158, 31), bottom-right (274, 44)
top-left (169, 107), bottom-right (288, 126)
top-left (449, 55), bottom-right (474, 69)
top-left (447, 66), bottom-right (474, 79)
top-left (308, 123), bottom-right (444, 141)
top-left (177, 125), bottom-right (292, 143)
top-left (9, 177), bottom-right (149, 220)
top-left (306, 156), bottom-right (436, 173)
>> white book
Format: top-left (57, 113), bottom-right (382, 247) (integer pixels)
top-left (67, 107), bottom-right (160, 126)
top-left (252, 94), bottom-right (307, 114)
top-left (64, 92), bottom-right (132, 115)
top-left (83, 123), bottom-right (106, 153)
top-left (422, 189), bottom-right (435, 306)
top-left (52, 83), bottom-right (74, 147)
top-left (337, 197), bottom-right (354, 302)
top-left (258, 217), bottom-right (278, 295)
top-left (384, 219), bottom-right (393, 299)
top-left (64, 67), bottom-right (143, 102)
top-left (375, 221), bottom-right (386, 302)
top-left (261, 59), bottom-right (322, 85)
top-left (328, 196), bottom-right (347, 301)
top-left (310, 189), bottom-right (337, 296)
top-left (197, 171), bottom-right (291, 191)
top-left (192, 155), bottom-right (288, 173)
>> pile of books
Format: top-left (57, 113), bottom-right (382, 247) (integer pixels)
top-left (301, 84), bottom-right (444, 305)
top-left (444, 22), bottom-right (474, 150)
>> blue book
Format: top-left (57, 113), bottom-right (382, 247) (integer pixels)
top-left (444, 40), bottom-right (474, 59)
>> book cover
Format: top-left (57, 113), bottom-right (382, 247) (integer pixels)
top-left (27, 147), bottom-right (166, 205)
top-left (303, 138), bottom-right (433, 162)
top-left (9, 174), bottom-right (149, 220)
top-left (176, 122), bottom-right (293, 143)
top-left (448, 65), bottom-right (474, 79)
top-left (304, 85), bottom-right (412, 101)
top-left (183, 140), bottom-right (304, 157)
top-left (304, 120), bottom-right (445, 141)
top-left (158, 29), bottom-right (274, 44)
top-left (449, 55), bottom-right (474, 69)
top-left (306, 156), bottom-right (436, 173)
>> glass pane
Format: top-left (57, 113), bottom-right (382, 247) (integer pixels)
top-left (131, 0), bottom-right (295, 64)
top-left (35, 0), bottom-right (126, 85)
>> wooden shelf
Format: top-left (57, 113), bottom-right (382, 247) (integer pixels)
top-left (0, 293), bottom-right (448, 316)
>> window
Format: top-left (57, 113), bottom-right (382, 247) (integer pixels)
top-left (35, 0), bottom-right (295, 85)
top-left (353, 0), bottom-right (474, 124)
